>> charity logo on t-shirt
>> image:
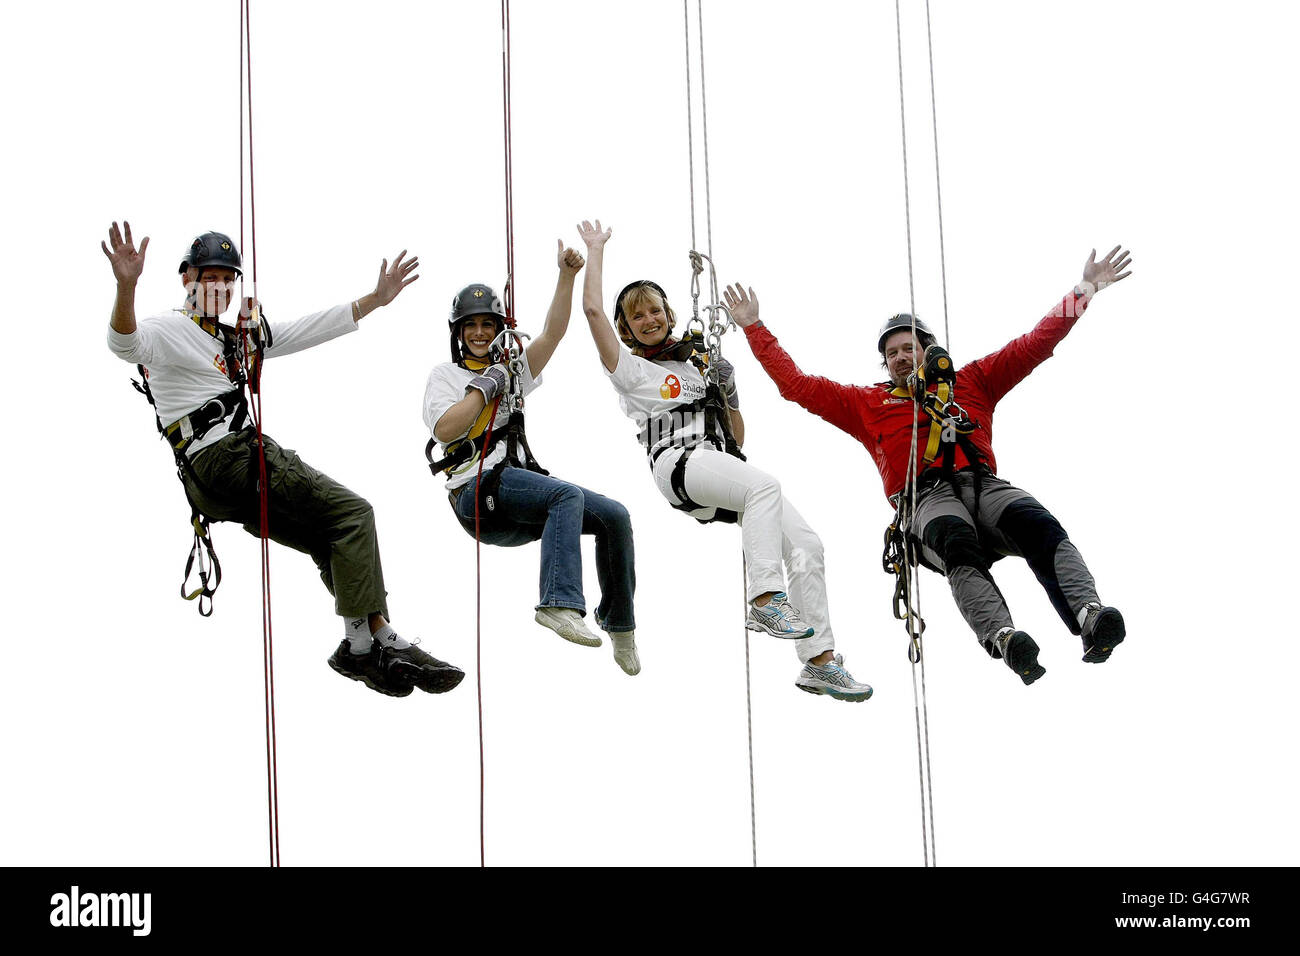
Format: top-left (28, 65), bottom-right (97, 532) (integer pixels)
top-left (214, 354), bottom-right (228, 376)
top-left (660, 374), bottom-right (681, 399)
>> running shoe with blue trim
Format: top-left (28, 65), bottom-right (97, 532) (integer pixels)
top-left (746, 592), bottom-right (815, 640)
top-left (795, 653), bottom-right (873, 702)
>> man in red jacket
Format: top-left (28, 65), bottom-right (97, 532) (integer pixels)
top-left (726, 246), bottom-right (1131, 685)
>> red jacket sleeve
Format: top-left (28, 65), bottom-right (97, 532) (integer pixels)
top-left (963, 290), bottom-right (1090, 406)
top-left (743, 321), bottom-right (875, 445)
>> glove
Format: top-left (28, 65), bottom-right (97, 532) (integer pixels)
top-left (467, 364), bottom-right (509, 402)
top-left (712, 357), bottom-right (740, 410)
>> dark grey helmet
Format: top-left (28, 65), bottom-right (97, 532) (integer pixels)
top-left (877, 313), bottom-right (935, 354)
top-left (449, 283), bottom-right (509, 363)
top-left (179, 231), bottom-right (242, 276)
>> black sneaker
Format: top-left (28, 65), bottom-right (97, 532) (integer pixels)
top-left (327, 640), bottom-right (415, 698)
top-left (1080, 603), bottom-right (1126, 663)
top-left (995, 628), bottom-right (1046, 685)
top-left (383, 643), bottom-right (465, 694)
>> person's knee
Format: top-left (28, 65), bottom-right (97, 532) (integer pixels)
top-left (924, 515), bottom-right (984, 571)
top-left (551, 482), bottom-right (585, 512)
top-left (747, 473), bottom-right (781, 506)
top-left (606, 499), bottom-right (632, 533)
top-left (997, 499), bottom-right (1067, 563)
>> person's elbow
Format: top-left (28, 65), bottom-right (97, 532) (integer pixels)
top-left (432, 415), bottom-right (457, 444)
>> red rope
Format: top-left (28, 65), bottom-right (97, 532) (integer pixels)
top-left (501, 0), bottom-right (515, 328)
top-left (474, 397), bottom-right (501, 869)
top-left (241, 0), bottom-right (280, 868)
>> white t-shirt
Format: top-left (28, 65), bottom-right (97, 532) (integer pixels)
top-left (108, 303), bottom-right (357, 456)
top-left (422, 353), bottom-right (540, 490)
top-left (605, 350), bottom-right (713, 461)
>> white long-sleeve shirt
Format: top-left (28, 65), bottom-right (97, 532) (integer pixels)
top-left (108, 303), bottom-right (357, 456)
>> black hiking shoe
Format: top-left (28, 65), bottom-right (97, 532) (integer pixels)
top-left (1080, 603), bottom-right (1126, 663)
top-left (384, 643), bottom-right (465, 695)
top-left (995, 628), bottom-right (1046, 685)
top-left (327, 640), bottom-right (415, 698)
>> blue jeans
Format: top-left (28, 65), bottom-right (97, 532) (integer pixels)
top-left (453, 467), bottom-right (636, 632)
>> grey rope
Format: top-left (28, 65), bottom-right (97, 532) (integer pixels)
top-left (685, 0), bottom-right (756, 868)
top-left (697, 0), bottom-right (717, 303)
top-left (743, 556), bottom-right (756, 867)
top-left (895, 0), bottom-right (938, 869)
top-left (683, 0), bottom-right (697, 254)
top-left (924, 0), bottom-right (951, 353)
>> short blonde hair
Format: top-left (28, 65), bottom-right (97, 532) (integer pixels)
top-left (616, 283), bottom-right (677, 349)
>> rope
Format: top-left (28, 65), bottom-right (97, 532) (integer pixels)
top-left (742, 556), bottom-right (756, 866)
top-left (240, 0), bottom-right (280, 869)
top-left (924, 0), bottom-right (951, 352)
top-left (696, 0), bottom-right (717, 303)
top-left (683, 0), bottom-right (755, 868)
top-left (894, 0), bottom-right (937, 868)
top-left (501, 0), bottom-right (516, 326)
top-left (682, 1), bottom-right (696, 253)
top-left (474, 398), bottom-right (501, 869)
top-left (469, 0), bottom-right (519, 868)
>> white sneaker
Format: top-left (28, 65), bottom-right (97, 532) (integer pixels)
top-left (535, 607), bottom-right (602, 647)
top-left (609, 631), bottom-right (641, 676)
top-left (745, 592), bottom-right (815, 640)
top-left (795, 653), bottom-right (873, 702)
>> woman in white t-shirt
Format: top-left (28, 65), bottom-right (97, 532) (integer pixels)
top-left (423, 243), bottom-right (640, 675)
top-left (576, 220), bottom-right (871, 702)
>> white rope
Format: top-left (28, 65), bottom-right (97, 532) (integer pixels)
top-left (684, 0), bottom-right (756, 868)
top-left (894, 0), bottom-right (937, 869)
top-left (924, 0), bottom-right (952, 353)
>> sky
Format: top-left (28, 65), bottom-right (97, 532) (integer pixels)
top-left (2, 0), bottom-right (1296, 867)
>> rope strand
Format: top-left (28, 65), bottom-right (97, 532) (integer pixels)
top-left (240, 0), bottom-right (280, 869)
top-left (684, 0), bottom-right (754, 867)
top-left (924, 0), bottom-right (951, 352)
top-left (894, 0), bottom-right (936, 868)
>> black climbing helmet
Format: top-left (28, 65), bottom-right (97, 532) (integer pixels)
top-left (613, 279), bottom-right (675, 348)
top-left (178, 231), bottom-right (242, 276)
top-left (449, 283), bottom-right (509, 363)
top-left (877, 313), bottom-right (935, 354)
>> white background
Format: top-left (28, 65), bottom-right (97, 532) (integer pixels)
top-left (2, 0), bottom-right (1295, 867)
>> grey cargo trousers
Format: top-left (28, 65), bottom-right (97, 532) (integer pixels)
top-left (903, 469), bottom-right (1099, 652)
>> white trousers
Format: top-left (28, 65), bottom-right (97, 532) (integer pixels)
top-left (652, 444), bottom-right (834, 663)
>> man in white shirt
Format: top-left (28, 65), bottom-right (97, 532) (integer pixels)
top-left (104, 221), bottom-right (463, 698)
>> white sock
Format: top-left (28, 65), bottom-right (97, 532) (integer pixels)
top-left (344, 616), bottom-right (372, 654)
top-left (1076, 602), bottom-right (1099, 629)
top-left (371, 623), bottom-right (412, 650)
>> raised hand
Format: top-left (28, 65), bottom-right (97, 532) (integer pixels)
top-left (577, 219), bottom-right (611, 250)
top-left (1082, 245), bottom-right (1133, 292)
top-left (723, 283), bottom-right (760, 327)
top-left (101, 221), bottom-right (150, 286)
top-left (558, 239), bottom-right (585, 275)
top-left (373, 250), bottom-right (420, 306)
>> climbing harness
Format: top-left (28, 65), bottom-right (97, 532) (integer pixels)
top-left (130, 306), bottom-right (268, 616)
top-left (426, 327), bottom-right (549, 535)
